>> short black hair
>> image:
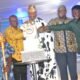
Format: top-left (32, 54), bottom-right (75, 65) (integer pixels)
top-left (9, 15), bottom-right (18, 20)
top-left (72, 5), bottom-right (80, 11)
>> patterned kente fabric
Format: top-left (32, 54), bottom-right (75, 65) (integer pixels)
top-left (48, 18), bottom-right (77, 53)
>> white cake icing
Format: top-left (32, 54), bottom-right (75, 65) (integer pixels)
top-left (23, 38), bottom-right (44, 52)
top-left (21, 23), bottom-right (44, 52)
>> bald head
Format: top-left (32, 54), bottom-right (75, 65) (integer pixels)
top-left (58, 5), bottom-right (66, 11)
top-left (28, 5), bottom-right (36, 12)
top-left (28, 4), bottom-right (37, 20)
top-left (58, 5), bottom-right (67, 18)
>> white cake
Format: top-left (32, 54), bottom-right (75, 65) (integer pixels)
top-left (23, 38), bottom-right (44, 52)
top-left (21, 23), bottom-right (44, 52)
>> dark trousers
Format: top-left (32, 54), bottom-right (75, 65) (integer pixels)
top-left (12, 59), bottom-right (27, 80)
top-left (55, 53), bottom-right (77, 80)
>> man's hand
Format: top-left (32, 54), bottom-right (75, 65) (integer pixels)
top-left (4, 56), bottom-right (12, 73)
top-left (3, 65), bottom-right (10, 73)
top-left (37, 26), bottom-right (49, 33)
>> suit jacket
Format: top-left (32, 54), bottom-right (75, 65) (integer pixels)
top-left (48, 18), bottom-right (77, 53)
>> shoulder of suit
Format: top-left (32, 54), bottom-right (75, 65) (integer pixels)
top-left (53, 17), bottom-right (72, 24)
top-left (50, 18), bottom-right (58, 22)
top-left (64, 17), bottom-right (72, 24)
top-left (48, 17), bottom-right (72, 25)
top-left (48, 18), bottom-right (59, 25)
top-left (55, 17), bottom-right (71, 24)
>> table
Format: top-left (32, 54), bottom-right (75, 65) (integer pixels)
top-left (15, 58), bottom-right (51, 80)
